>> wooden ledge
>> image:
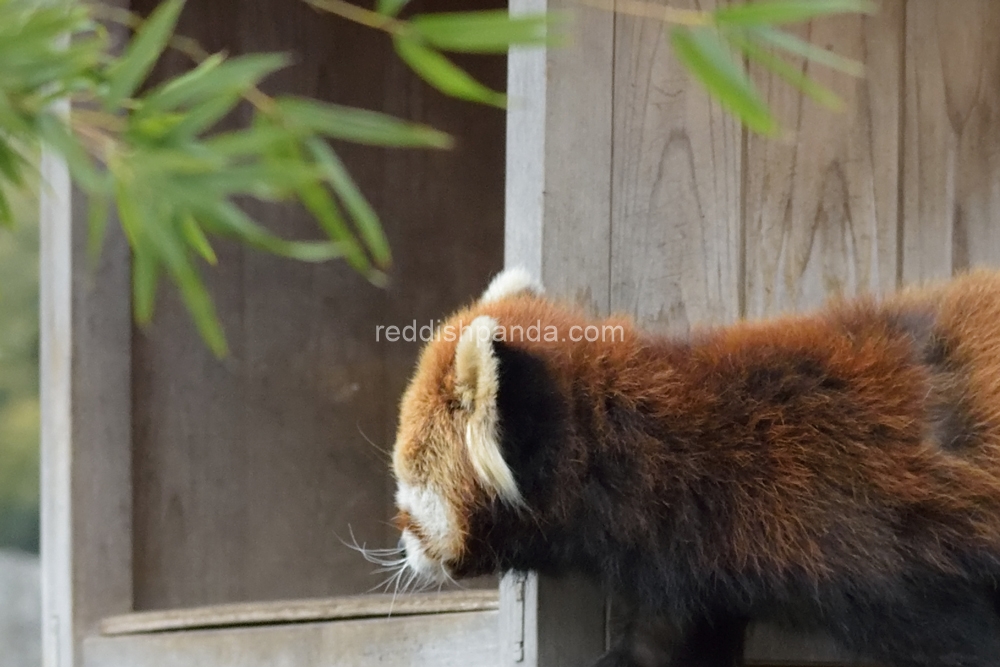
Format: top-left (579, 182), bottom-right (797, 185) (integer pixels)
top-left (100, 589), bottom-right (500, 636)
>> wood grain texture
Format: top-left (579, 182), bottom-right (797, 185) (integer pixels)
top-left (611, 0), bottom-right (742, 334)
top-left (101, 590), bottom-right (498, 635)
top-left (506, 0), bottom-right (615, 313)
top-left (902, 0), bottom-right (1000, 281)
top-left (500, 572), bottom-right (607, 667)
top-left (41, 5), bottom-right (135, 667)
top-left (85, 610), bottom-right (501, 667)
top-left (129, 0), bottom-right (505, 609)
top-left (745, 3), bottom-right (903, 317)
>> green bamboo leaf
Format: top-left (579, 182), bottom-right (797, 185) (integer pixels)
top-left (0, 139), bottom-right (27, 187)
top-left (276, 96), bottom-right (453, 148)
top-left (726, 31), bottom-right (844, 110)
top-left (294, 179), bottom-right (370, 273)
top-left (181, 215), bottom-right (217, 265)
top-left (156, 90), bottom-right (244, 140)
top-left (36, 111), bottom-right (103, 191)
top-left (394, 36), bottom-right (506, 108)
top-left (408, 10), bottom-right (556, 53)
top-left (204, 122), bottom-right (299, 157)
top-left (138, 200), bottom-right (229, 355)
top-left (306, 137), bottom-right (390, 267)
top-left (670, 26), bottom-right (777, 135)
top-left (140, 53), bottom-right (289, 113)
top-left (190, 200), bottom-right (343, 262)
top-left (744, 26), bottom-right (865, 76)
top-left (131, 248), bottom-right (160, 324)
top-left (0, 187), bottom-right (12, 227)
top-left (377, 0), bottom-right (410, 17)
top-left (104, 0), bottom-right (186, 109)
top-left (179, 161), bottom-right (320, 199)
top-left (713, 0), bottom-right (876, 26)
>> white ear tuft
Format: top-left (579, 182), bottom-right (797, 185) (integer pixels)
top-left (454, 316), bottom-right (524, 507)
top-left (480, 266), bottom-right (543, 304)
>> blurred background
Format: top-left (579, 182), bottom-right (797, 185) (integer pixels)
top-left (0, 181), bottom-right (41, 666)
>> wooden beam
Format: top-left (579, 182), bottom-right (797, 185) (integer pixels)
top-left (40, 133), bottom-right (133, 667)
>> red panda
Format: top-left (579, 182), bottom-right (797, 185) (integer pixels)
top-left (390, 267), bottom-right (1000, 667)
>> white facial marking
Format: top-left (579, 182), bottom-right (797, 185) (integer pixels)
top-left (395, 482), bottom-right (458, 584)
top-left (480, 266), bottom-right (543, 303)
top-left (454, 317), bottom-right (525, 508)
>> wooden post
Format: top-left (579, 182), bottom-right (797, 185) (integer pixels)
top-left (40, 150), bottom-right (133, 665)
top-left (502, 0), bottom-right (615, 661)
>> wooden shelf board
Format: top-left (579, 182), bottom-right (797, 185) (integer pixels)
top-left (100, 589), bottom-right (499, 636)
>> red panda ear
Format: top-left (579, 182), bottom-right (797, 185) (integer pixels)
top-left (454, 316), bottom-right (524, 507)
top-left (480, 266), bottom-right (544, 304)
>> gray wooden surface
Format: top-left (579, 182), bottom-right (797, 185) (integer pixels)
top-left (41, 102), bottom-right (134, 667)
top-left (84, 610), bottom-right (501, 667)
top-left (126, 0), bottom-right (505, 610)
top-left (0, 550), bottom-right (41, 667)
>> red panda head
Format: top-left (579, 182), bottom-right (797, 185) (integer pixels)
top-left (391, 267), bottom-right (564, 584)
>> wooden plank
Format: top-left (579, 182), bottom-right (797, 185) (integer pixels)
top-left (101, 591), bottom-right (498, 636)
top-left (745, 3), bottom-right (903, 316)
top-left (41, 3), bottom-right (135, 663)
top-left (499, 572), bottom-right (607, 667)
top-left (901, 0), bottom-right (1000, 281)
top-left (129, 0), bottom-right (505, 609)
top-left (611, 0), bottom-right (742, 334)
top-left (503, 0), bottom-right (615, 660)
top-left (84, 610), bottom-right (501, 667)
top-left (506, 0), bottom-right (615, 313)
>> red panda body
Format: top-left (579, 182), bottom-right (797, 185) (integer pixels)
top-left (390, 268), bottom-right (1000, 667)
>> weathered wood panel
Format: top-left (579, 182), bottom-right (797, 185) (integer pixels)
top-left (101, 590), bottom-right (498, 635)
top-left (41, 6), bottom-right (134, 667)
top-left (745, 3), bottom-right (903, 316)
top-left (506, 0), bottom-right (615, 311)
top-left (902, 0), bottom-right (1000, 281)
top-left (84, 611), bottom-right (501, 667)
top-left (130, 0), bottom-right (505, 609)
top-left (612, 0), bottom-right (742, 333)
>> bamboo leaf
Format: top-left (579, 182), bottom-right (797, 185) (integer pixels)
top-left (713, 0), bottom-right (876, 26)
top-left (377, 0), bottom-right (410, 17)
top-left (104, 0), bottom-right (186, 108)
top-left (140, 53), bottom-right (289, 113)
top-left (276, 96), bottom-right (454, 148)
top-left (0, 187), bottom-right (12, 227)
top-left (409, 10), bottom-right (556, 53)
top-left (394, 36), bottom-right (506, 108)
top-left (131, 248), bottom-right (160, 324)
top-left (726, 31), bottom-right (844, 110)
top-left (307, 137), bottom-right (390, 267)
top-left (744, 26), bottom-right (865, 76)
top-left (181, 215), bottom-right (217, 265)
top-left (670, 26), bottom-right (777, 135)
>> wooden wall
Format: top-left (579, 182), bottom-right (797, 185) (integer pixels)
top-left (506, 0), bottom-right (1000, 664)
top-left (127, 0), bottom-right (506, 610)
top-left (612, 0), bottom-right (1000, 327)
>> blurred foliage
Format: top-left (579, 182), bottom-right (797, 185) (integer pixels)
top-left (0, 0), bottom-right (552, 355)
top-left (0, 180), bottom-right (38, 553)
